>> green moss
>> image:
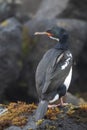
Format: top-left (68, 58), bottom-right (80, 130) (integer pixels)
top-left (1, 102), bottom-right (87, 129)
top-left (1, 20), bottom-right (8, 27)
top-left (45, 124), bottom-right (56, 130)
top-left (0, 102), bottom-right (37, 129)
top-left (67, 104), bottom-right (87, 123)
top-left (36, 119), bottom-right (44, 126)
top-left (19, 81), bottom-right (28, 87)
top-left (17, 60), bottom-right (23, 68)
top-left (22, 26), bottom-right (31, 56)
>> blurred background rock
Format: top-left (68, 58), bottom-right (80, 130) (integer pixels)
top-left (0, 0), bottom-right (87, 104)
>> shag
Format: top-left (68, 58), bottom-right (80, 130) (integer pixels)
top-left (34, 26), bottom-right (73, 121)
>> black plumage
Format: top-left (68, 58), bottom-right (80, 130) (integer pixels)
top-left (34, 26), bottom-right (73, 121)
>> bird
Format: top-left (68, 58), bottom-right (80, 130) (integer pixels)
top-left (34, 26), bottom-right (73, 121)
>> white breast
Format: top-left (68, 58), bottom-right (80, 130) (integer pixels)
top-left (61, 52), bottom-right (72, 70)
top-left (64, 67), bottom-right (72, 90)
top-left (49, 94), bottom-right (59, 103)
top-left (49, 67), bottom-right (72, 104)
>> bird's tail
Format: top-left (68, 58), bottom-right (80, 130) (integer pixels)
top-left (34, 100), bottom-right (48, 121)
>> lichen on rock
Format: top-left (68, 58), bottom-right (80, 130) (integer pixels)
top-left (0, 102), bottom-right (87, 130)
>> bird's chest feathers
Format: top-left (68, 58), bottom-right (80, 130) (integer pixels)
top-left (61, 52), bottom-right (72, 70)
top-left (64, 67), bottom-right (72, 90)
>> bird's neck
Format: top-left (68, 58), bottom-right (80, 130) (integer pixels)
top-left (54, 40), bottom-right (68, 50)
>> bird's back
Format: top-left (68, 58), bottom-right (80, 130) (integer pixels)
top-left (36, 48), bottom-right (72, 100)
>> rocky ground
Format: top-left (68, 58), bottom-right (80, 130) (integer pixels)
top-left (0, 101), bottom-right (87, 130)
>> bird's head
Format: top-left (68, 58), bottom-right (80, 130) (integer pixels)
top-left (34, 26), bottom-right (68, 43)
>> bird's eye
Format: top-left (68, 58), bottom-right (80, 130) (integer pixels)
top-left (46, 30), bottom-right (53, 37)
top-left (47, 33), bottom-right (53, 37)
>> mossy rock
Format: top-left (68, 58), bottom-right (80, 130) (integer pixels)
top-left (0, 102), bottom-right (87, 130)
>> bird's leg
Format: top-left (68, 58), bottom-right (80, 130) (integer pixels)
top-left (48, 104), bottom-right (58, 108)
top-left (59, 97), bottom-right (68, 106)
top-left (48, 97), bottom-right (68, 108)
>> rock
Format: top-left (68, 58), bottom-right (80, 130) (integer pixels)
top-left (5, 102), bottom-right (87, 130)
top-left (0, 1), bottom-right (30, 23)
top-left (0, 18), bottom-right (22, 102)
top-left (76, 43), bottom-right (87, 91)
top-left (58, 0), bottom-right (87, 20)
top-left (21, 0), bottom-right (42, 16)
top-left (35, 0), bottom-right (69, 19)
top-left (66, 92), bottom-right (86, 105)
top-left (0, 1), bottom-right (17, 22)
top-left (0, 1), bottom-right (12, 22)
top-left (22, 18), bottom-right (87, 100)
top-left (15, 13), bottom-right (30, 24)
top-left (35, 0), bottom-right (87, 21)
top-left (5, 126), bottom-right (22, 130)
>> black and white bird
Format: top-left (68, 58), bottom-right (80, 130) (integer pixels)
top-left (34, 26), bottom-right (73, 121)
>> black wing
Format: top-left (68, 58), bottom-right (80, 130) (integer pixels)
top-left (35, 49), bottom-right (62, 97)
top-left (36, 48), bottom-right (72, 99)
top-left (42, 50), bottom-right (72, 94)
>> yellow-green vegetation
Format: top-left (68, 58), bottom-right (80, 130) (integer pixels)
top-left (67, 104), bottom-right (87, 123)
top-left (22, 26), bottom-right (31, 56)
top-left (79, 92), bottom-right (87, 101)
top-left (0, 102), bottom-right (87, 130)
top-left (0, 102), bottom-right (60, 129)
top-left (22, 25), bottom-right (39, 57)
top-left (46, 107), bottom-right (60, 120)
top-left (36, 119), bottom-right (44, 126)
top-left (17, 60), bottom-right (23, 68)
top-left (45, 124), bottom-right (56, 130)
top-left (0, 102), bottom-right (37, 130)
top-left (1, 20), bottom-right (8, 27)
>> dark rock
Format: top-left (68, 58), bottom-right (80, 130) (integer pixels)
top-left (22, 18), bottom-right (87, 100)
top-left (0, 1), bottom-right (12, 22)
top-left (58, 0), bottom-right (87, 21)
top-left (5, 126), bottom-right (22, 130)
top-left (0, 1), bottom-right (18, 22)
top-left (21, 0), bottom-right (42, 16)
top-left (0, 1), bottom-right (30, 24)
top-left (15, 13), bottom-right (30, 24)
top-left (76, 43), bottom-right (87, 91)
top-left (5, 103), bottom-right (87, 130)
top-left (35, 0), bottom-right (87, 21)
top-left (66, 92), bottom-right (85, 105)
top-left (23, 116), bottom-right (37, 130)
top-left (0, 18), bottom-right (22, 102)
top-left (35, 0), bottom-right (69, 19)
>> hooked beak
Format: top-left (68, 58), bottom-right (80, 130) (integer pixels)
top-left (34, 32), bottom-right (52, 37)
top-left (34, 32), bottom-right (59, 42)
